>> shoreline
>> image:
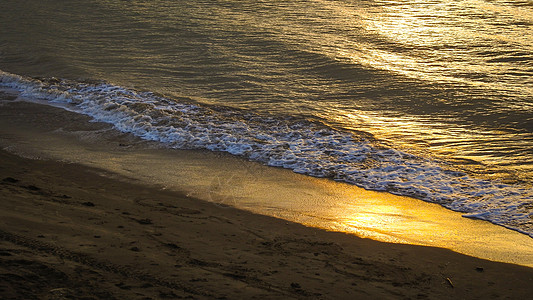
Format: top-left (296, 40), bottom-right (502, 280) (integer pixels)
top-left (1, 94), bottom-right (532, 267)
top-left (1, 93), bottom-right (533, 298)
top-left (2, 149), bottom-right (533, 299)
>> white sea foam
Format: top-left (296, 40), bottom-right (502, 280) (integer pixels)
top-left (1, 70), bottom-right (532, 237)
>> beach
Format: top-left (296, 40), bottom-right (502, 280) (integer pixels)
top-left (2, 94), bottom-right (533, 299)
top-left (1, 1), bottom-right (533, 298)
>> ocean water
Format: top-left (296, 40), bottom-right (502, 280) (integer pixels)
top-left (1, 0), bottom-right (532, 236)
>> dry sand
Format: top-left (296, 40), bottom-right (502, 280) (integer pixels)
top-left (1, 92), bottom-right (533, 299)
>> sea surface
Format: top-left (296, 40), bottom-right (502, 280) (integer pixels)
top-left (1, 0), bottom-right (532, 236)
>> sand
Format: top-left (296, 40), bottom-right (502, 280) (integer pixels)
top-left (1, 92), bottom-right (533, 299)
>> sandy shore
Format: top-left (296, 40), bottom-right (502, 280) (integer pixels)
top-left (1, 93), bottom-right (533, 299)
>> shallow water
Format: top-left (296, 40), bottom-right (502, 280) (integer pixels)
top-left (1, 1), bottom-right (532, 236)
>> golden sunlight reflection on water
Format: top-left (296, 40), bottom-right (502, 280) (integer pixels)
top-left (297, 0), bottom-right (533, 181)
top-left (356, 0), bottom-right (533, 90)
top-left (320, 108), bottom-right (533, 180)
top-left (98, 150), bottom-right (533, 267)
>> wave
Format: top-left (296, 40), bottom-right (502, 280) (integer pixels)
top-left (1, 70), bottom-right (532, 237)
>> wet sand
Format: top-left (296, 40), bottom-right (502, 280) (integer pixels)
top-left (1, 92), bottom-right (533, 299)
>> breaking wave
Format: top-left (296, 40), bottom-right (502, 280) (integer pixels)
top-left (1, 70), bottom-right (532, 237)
